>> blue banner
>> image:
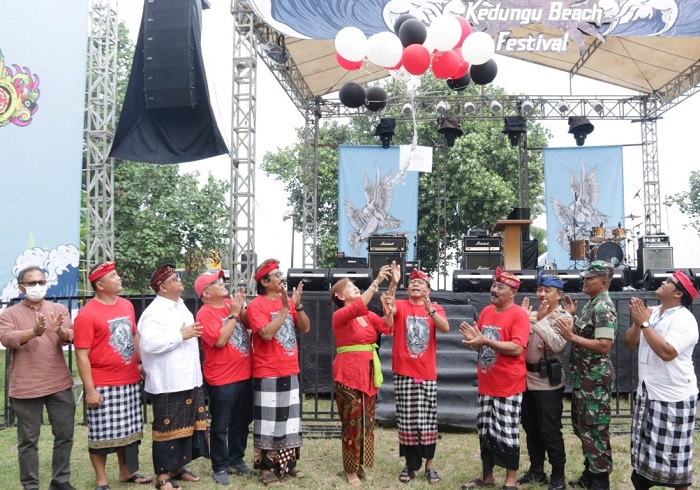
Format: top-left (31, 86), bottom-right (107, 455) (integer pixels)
top-left (0, 0), bottom-right (87, 302)
top-left (543, 146), bottom-right (624, 269)
top-left (338, 146), bottom-right (418, 261)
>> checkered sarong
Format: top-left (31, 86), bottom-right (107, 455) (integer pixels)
top-left (253, 375), bottom-right (302, 450)
top-left (394, 374), bottom-right (438, 447)
top-left (631, 383), bottom-right (695, 486)
top-left (86, 383), bottom-right (143, 449)
top-left (477, 393), bottom-right (522, 468)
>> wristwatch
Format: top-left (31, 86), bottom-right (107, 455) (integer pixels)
top-left (226, 313), bottom-right (237, 320)
top-left (640, 321), bottom-right (650, 329)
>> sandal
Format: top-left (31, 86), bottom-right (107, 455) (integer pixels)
top-left (357, 468), bottom-right (372, 482)
top-left (154, 479), bottom-right (180, 490)
top-left (462, 478), bottom-right (495, 489)
top-left (260, 471), bottom-right (282, 487)
top-left (426, 468), bottom-right (441, 484)
top-left (288, 467), bottom-right (305, 478)
top-left (171, 468), bottom-right (200, 482)
top-left (399, 467), bottom-right (415, 483)
top-left (120, 473), bottom-right (153, 484)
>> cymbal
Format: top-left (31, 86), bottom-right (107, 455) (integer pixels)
top-left (623, 214), bottom-right (641, 219)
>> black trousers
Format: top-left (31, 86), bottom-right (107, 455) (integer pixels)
top-left (521, 387), bottom-right (566, 473)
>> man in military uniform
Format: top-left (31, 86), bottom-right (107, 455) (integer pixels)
top-left (554, 261), bottom-right (617, 490)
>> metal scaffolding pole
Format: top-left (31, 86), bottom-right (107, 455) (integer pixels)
top-left (301, 102), bottom-right (320, 268)
top-left (640, 109), bottom-right (662, 236)
top-left (85, 0), bottom-right (117, 282)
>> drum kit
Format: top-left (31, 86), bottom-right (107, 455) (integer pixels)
top-left (568, 215), bottom-right (640, 265)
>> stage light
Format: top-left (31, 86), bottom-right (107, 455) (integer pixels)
top-left (438, 116), bottom-right (463, 148)
top-left (401, 102), bottom-right (412, 115)
top-left (260, 41), bottom-right (291, 65)
top-left (374, 117), bottom-right (396, 148)
top-left (591, 99), bottom-right (604, 115)
top-left (463, 101), bottom-right (476, 114)
top-left (502, 115), bottom-right (527, 146)
top-left (489, 100), bottom-right (502, 114)
top-left (520, 99), bottom-right (534, 116)
top-left (557, 100), bottom-right (569, 115)
top-left (436, 100), bottom-right (450, 118)
top-left (568, 115), bottom-right (595, 146)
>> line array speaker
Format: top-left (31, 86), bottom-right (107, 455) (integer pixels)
top-left (452, 270), bottom-right (494, 292)
top-left (329, 268), bottom-right (373, 290)
top-left (642, 268), bottom-right (676, 291)
top-left (286, 268), bottom-right (329, 292)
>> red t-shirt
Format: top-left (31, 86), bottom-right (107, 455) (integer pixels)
top-left (332, 298), bottom-right (391, 396)
top-left (73, 297), bottom-right (140, 387)
top-left (476, 303), bottom-right (530, 397)
top-left (246, 295), bottom-right (300, 379)
top-left (391, 300), bottom-right (446, 381)
top-left (197, 301), bottom-right (253, 386)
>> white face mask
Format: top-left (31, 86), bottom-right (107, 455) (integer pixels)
top-left (23, 284), bottom-right (48, 301)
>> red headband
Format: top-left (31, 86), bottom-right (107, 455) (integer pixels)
top-left (494, 266), bottom-right (520, 290)
top-left (673, 270), bottom-right (698, 299)
top-left (150, 264), bottom-right (176, 292)
top-left (254, 259), bottom-right (280, 282)
top-left (88, 261), bottom-right (116, 283)
top-left (408, 269), bottom-right (430, 288)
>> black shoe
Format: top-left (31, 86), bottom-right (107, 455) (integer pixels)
top-left (48, 482), bottom-right (77, 490)
top-left (568, 476), bottom-right (592, 488)
top-left (517, 470), bottom-right (548, 485)
top-left (549, 477), bottom-right (566, 490)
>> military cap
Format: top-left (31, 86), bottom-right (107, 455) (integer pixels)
top-left (580, 260), bottom-right (614, 278)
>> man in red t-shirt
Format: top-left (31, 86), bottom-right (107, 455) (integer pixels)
top-left (388, 266), bottom-right (449, 485)
top-left (74, 261), bottom-right (151, 489)
top-left (460, 267), bottom-right (529, 490)
top-left (195, 270), bottom-right (254, 485)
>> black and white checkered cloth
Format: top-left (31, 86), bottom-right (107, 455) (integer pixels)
top-left (477, 394), bottom-right (522, 450)
top-left (631, 383), bottom-right (696, 486)
top-left (253, 375), bottom-right (302, 450)
top-left (86, 383), bottom-right (143, 449)
top-left (394, 374), bottom-right (438, 446)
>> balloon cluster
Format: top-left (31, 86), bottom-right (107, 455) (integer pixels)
top-left (335, 14), bottom-right (498, 110)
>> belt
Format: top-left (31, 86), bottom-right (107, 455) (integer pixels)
top-left (526, 362), bottom-right (540, 373)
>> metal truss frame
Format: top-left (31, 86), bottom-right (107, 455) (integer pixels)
top-left (85, 0), bottom-right (117, 284)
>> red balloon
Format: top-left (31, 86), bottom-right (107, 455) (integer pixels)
top-left (431, 50), bottom-right (460, 79)
top-left (450, 49), bottom-right (470, 79)
top-left (402, 44), bottom-right (431, 75)
top-left (336, 52), bottom-right (363, 70)
top-left (455, 16), bottom-right (473, 48)
top-left (387, 59), bottom-right (403, 71)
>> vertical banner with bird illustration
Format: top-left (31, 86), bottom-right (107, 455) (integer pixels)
top-left (543, 146), bottom-right (624, 269)
top-left (338, 146), bottom-right (419, 261)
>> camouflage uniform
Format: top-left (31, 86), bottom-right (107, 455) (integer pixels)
top-left (569, 290), bottom-right (617, 476)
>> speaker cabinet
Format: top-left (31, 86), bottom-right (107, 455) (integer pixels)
top-left (638, 247), bottom-right (674, 273)
top-left (369, 253), bottom-right (405, 288)
top-left (330, 268), bottom-right (373, 289)
top-left (335, 256), bottom-right (368, 268)
top-left (143, 0), bottom-right (196, 108)
top-left (461, 253), bottom-right (502, 270)
top-left (452, 270), bottom-right (494, 292)
top-left (550, 270), bottom-right (583, 292)
top-left (509, 270), bottom-right (537, 293)
top-left (286, 268), bottom-right (329, 292)
top-left (642, 269), bottom-right (676, 291)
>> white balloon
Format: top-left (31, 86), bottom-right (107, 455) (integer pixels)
top-left (366, 31), bottom-right (404, 68)
top-left (461, 31), bottom-right (495, 65)
top-left (427, 15), bottom-right (461, 51)
top-left (422, 36), bottom-right (435, 55)
top-left (335, 27), bottom-right (367, 62)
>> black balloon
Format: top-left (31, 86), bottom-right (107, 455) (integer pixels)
top-left (394, 14), bottom-right (417, 34)
top-left (365, 86), bottom-right (388, 112)
top-left (339, 82), bottom-right (366, 108)
top-left (470, 59), bottom-right (498, 85)
top-left (446, 72), bottom-right (472, 91)
top-left (398, 19), bottom-right (427, 47)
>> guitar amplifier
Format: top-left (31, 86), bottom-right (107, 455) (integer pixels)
top-left (462, 236), bottom-right (502, 253)
top-left (367, 235), bottom-right (408, 253)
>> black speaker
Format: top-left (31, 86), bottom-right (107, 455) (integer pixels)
top-left (143, 0), bottom-right (196, 108)
top-left (330, 268), bottom-right (373, 289)
top-left (551, 270), bottom-right (583, 292)
top-left (461, 253), bottom-right (502, 270)
top-left (688, 269), bottom-right (700, 283)
top-left (637, 246), bottom-right (674, 274)
top-left (609, 270), bottom-right (625, 291)
top-left (509, 270), bottom-right (538, 293)
top-left (369, 253), bottom-right (405, 288)
top-left (642, 268), bottom-right (676, 291)
top-left (286, 268), bottom-right (329, 292)
top-left (335, 256), bottom-right (368, 268)
top-left (452, 270), bottom-right (494, 292)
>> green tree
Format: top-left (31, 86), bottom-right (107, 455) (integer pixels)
top-left (262, 76), bottom-right (551, 273)
top-left (665, 170), bottom-right (700, 234)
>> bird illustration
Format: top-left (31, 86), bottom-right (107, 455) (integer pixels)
top-left (345, 164), bottom-right (401, 254)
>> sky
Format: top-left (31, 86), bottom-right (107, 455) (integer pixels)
top-left (116, 0), bottom-right (700, 281)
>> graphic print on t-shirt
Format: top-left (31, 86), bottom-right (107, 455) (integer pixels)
top-left (108, 316), bottom-right (135, 363)
top-left (479, 325), bottom-right (501, 370)
top-left (273, 311), bottom-right (297, 355)
top-left (229, 321), bottom-right (251, 356)
top-left (405, 315), bottom-right (429, 358)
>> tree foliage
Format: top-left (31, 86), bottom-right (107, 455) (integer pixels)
top-left (665, 170), bottom-right (700, 234)
top-left (262, 76), bottom-right (551, 273)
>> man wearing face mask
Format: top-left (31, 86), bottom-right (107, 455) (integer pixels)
top-left (0, 267), bottom-right (76, 490)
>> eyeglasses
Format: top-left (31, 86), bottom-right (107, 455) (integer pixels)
top-left (203, 277), bottom-right (224, 292)
top-left (266, 271), bottom-right (284, 279)
top-left (21, 280), bottom-right (47, 287)
top-left (166, 273), bottom-right (181, 283)
top-left (665, 277), bottom-right (680, 290)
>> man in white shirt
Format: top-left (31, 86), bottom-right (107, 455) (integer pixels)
top-left (138, 264), bottom-right (209, 490)
top-left (626, 270), bottom-right (699, 490)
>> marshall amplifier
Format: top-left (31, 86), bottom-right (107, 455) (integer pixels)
top-left (367, 235), bottom-right (408, 253)
top-left (463, 236), bottom-right (502, 253)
